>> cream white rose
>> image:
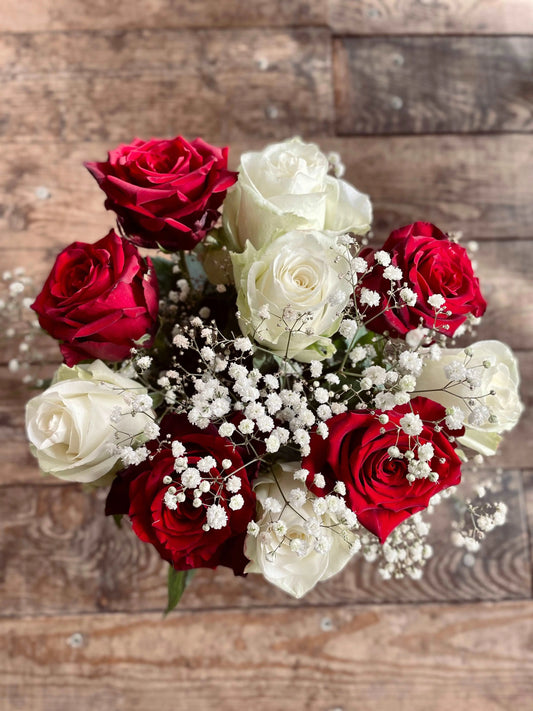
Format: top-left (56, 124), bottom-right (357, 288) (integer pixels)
top-left (244, 462), bottom-right (358, 598)
top-left (25, 360), bottom-right (156, 484)
top-left (416, 340), bottom-right (523, 456)
top-left (223, 137), bottom-right (372, 251)
top-left (232, 229), bottom-right (352, 361)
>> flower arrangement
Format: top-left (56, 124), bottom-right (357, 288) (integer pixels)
top-left (21, 135), bottom-right (523, 609)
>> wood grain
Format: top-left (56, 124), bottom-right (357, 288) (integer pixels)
top-left (0, 470), bottom-right (529, 617)
top-left (522, 471), bottom-right (533, 576)
top-left (472, 241), bottom-right (533, 350)
top-left (329, 0), bottom-right (533, 35)
top-left (1, 0), bottom-right (327, 32)
top-left (334, 135), bottom-right (533, 240)
top-left (334, 37), bottom-right (533, 135)
top-left (0, 29), bottom-right (333, 143)
top-left (2, 601), bottom-right (533, 711)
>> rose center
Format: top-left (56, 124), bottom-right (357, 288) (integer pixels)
top-left (68, 262), bottom-right (92, 293)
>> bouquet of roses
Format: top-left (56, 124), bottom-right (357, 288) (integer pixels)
top-left (23, 135), bottom-right (523, 609)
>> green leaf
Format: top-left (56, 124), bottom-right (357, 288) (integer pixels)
top-left (151, 256), bottom-right (176, 295)
top-left (112, 514), bottom-right (123, 529)
top-left (164, 567), bottom-right (196, 616)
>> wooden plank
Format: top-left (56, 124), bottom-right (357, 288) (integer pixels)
top-left (1, 0), bottom-right (327, 32)
top-left (0, 469), bottom-right (529, 616)
top-left (472, 241), bottom-right (533, 351)
top-left (1, 135), bottom-right (533, 262)
top-left (522, 471), bottom-right (533, 578)
top-left (329, 0), bottom-right (533, 35)
top-left (0, 29), bottom-right (333, 143)
top-left (334, 37), bottom-right (533, 135)
top-left (1, 601), bottom-right (533, 711)
top-left (332, 135), bottom-right (533, 240)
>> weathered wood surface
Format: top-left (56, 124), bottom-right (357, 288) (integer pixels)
top-left (1, 0), bottom-right (327, 32)
top-left (0, 470), bottom-right (529, 617)
top-left (1, 136), bottom-right (532, 266)
top-left (334, 37), bottom-right (533, 135)
top-left (523, 471), bottom-right (533, 573)
top-left (472, 241), bottom-right (533, 350)
top-left (2, 601), bottom-right (533, 711)
top-left (0, 29), bottom-right (334, 143)
top-left (329, 0), bottom-right (533, 35)
top-left (339, 135), bottom-right (533, 240)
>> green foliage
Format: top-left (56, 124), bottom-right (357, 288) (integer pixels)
top-left (165, 567), bottom-right (196, 616)
top-left (151, 256), bottom-right (176, 296)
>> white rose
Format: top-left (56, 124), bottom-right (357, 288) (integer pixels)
top-left (223, 137), bottom-right (372, 251)
top-left (415, 340), bottom-right (523, 456)
top-left (244, 462), bottom-right (358, 598)
top-left (232, 229), bottom-right (352, 362)
top-left (25, 360), bottom-right (156, 484)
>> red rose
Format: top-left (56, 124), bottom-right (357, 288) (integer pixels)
top-left (85, 136), bottom-right (237, 251)
top-left (302, 397), bottom-right (463, 543)
top-left (357, 222), bottom-right (486, 338)
top-left (31, 229), bottom-right (159, 366)
top-left (105, 415), bottom-right (255, 575)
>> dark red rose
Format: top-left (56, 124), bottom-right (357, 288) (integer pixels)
top-left (302, 397), bottom-right (463, 543)
top-left (31, 229), bottom-right (159, 366)
top-left (106, 415), bottom-right (255, 575)
top-left (85, 136), bottom-right (237, 251)
top-left (357, 222), bottom-right (486, 338)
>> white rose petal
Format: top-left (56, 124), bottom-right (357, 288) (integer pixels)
top-left (416, 341), bottom-right (524, 456)
top-left (25, 360), bottom-right (155, 484)
top-left (232, 229), bottom-right (353, 362)
top-left (244, 462), bottom-right (358, 599)
top-left (223, 137), bottom-right (372, 251)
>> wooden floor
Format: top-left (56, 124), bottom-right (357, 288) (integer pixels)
top-left (1, 1), bottom-right (533, 709)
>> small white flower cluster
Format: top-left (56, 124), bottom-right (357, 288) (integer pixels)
top-left (359, 513), bottom-right (433, 581)
top-left (439, 351), bottom-right (497, 428)
top-left (451, 475), bottom-right (508, 553)
top-left (349, 255), bottom-right (428, 328)
top-left (387, 438), bottom-right (441, 484)
top-left (0, 267), bottom-right (47, 383)
top-left (161, 443), bottom-right (246, 532)
top-left (150, 318), bottom-right (358, 459)
top-left (115, 444), bottom-right (150, 467)
top-left (105, 386), bottom-right (159, 467)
